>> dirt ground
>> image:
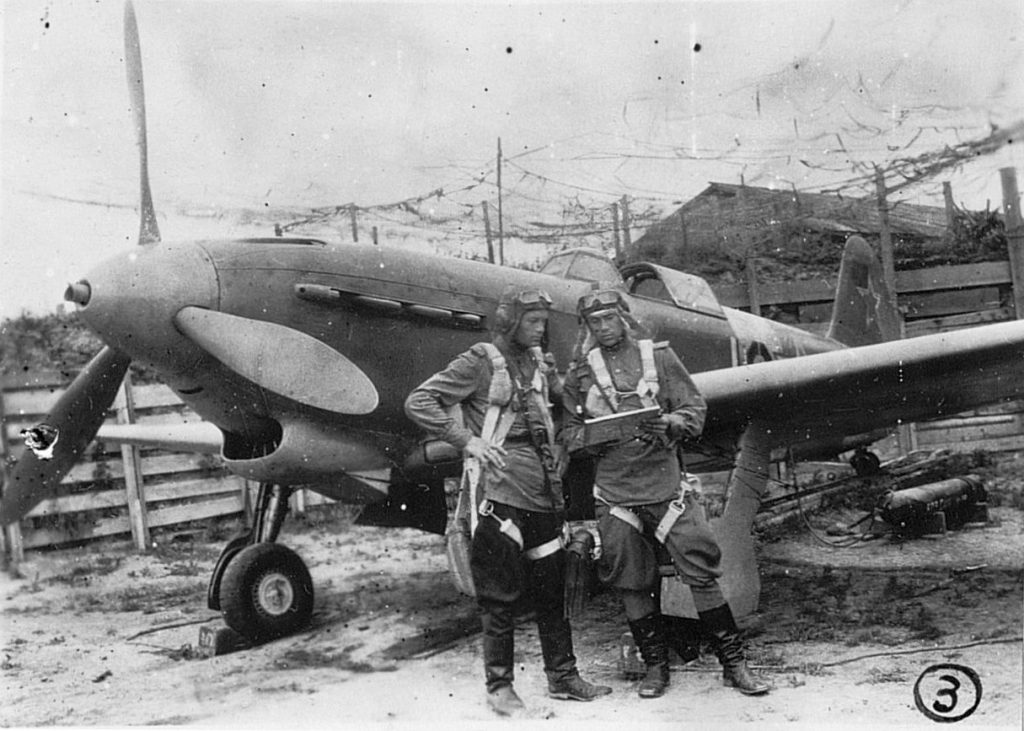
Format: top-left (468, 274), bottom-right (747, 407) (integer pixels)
top-left (2, 465), bottom-right (1022, 730)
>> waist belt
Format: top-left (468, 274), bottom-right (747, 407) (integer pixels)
top-left (502, 434), bottom-right (534, 445)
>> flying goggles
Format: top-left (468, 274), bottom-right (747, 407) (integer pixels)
top-left (510, 289), bottom-right (553, 309)
top-left (577, 288), bottom-right (630, 317)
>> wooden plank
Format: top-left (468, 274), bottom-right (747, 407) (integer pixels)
top-left (896, 261), bottom-right (1011, 293)
top-left (902, 288), bottom-right (1002, 319)
top-left (22, 514), bottom-right (132, 550)
top-left (4, 383), bottom-right (185, 418)
top-left (124, 383), bottom-right (184, 409)
top-left (146, 496), bottom-right (245, 528)
top-left (23, 476), bottom-right (243, 518)
top-left (63, 454), bottom-right (226, 484)
top-left (145, 476), bottom-right (246, 502)
top-left (21, 494), bottom-right (245, 549)
top-left (915, 423), bottom-right (1024, 444)
top-left (26, 489), bottom-right (129, 518)
top-left (904, 307), bottom-right (1014, 336)
top-left (911, 434), bottom-right (1024, 453)
top-left (712, 261), bottom-right (1013, 309)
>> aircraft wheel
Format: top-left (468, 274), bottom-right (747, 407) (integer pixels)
top-left (850, 449), bottom-right (881, 476)
top-left (220, 543), bottom-right (314, 644)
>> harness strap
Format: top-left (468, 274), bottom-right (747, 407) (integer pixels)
top-left (587, 339), bottom-right (660, 412)
top-left (653, 497), bottom-right (686, 544)
top-left (466, 343), bottom-right (518, 534)
top-left (479, 500), bottom-right (524, 549)
top-left (653, 475), bottom-right (700, 543)
top-left (610, 505), bottom-right (643, 533)
top-left (524, 536), bottom-right (563, 561)
top-left (637, 339), bottom-right (660, 405)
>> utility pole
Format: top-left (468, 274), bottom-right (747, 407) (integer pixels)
top-left (497, 138), bottom-right (504, 265)
top-left (620, 195), bottom-right (632, 254)
top-left (482, 201), bottom-right (495, 263)
top-left (611, 201), bottom-right (621, 259)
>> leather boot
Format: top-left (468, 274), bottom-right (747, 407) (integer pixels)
top-left (698, 604), bottom-right (769, 696)
top-left (482, 606), bottom-right (523, 714)
top-left (627, 614), bottom-right (670, 698)
top-left (486, 685), bottom-right (525, 716)
top-left (662, 614), bottom-right (703, 664)
top-left (540, 619), bottom-right (612, 701)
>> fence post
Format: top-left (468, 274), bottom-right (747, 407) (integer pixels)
top-left (115, 373), bottom-right (150, 550)
top-left (745, 257), bottom-right (761, 316)
top-left (0, 386), bottom-right (25, 563)
top-left (875, 168), bottom-right (912, 456)
top-left (1000, 167), bottom-right (1024, 319)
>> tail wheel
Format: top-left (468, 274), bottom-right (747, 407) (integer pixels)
top-left (220, 543), bottom-right (314, 644)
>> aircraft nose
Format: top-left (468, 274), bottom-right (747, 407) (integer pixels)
top-left (68, 243), bottom-right (218, 369)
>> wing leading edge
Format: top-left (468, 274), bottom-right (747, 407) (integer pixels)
top-left (96, 422), bottom-right (224, 454)
top-left (694, 318), bottom-right (1024, 443)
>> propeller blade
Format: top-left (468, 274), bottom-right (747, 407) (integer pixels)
top-left (1, 347), bottom-right (131, 525)
top-left (175, 307), bottom-right (379, 415)
top-left (124, 0), bottom-right (160, 246)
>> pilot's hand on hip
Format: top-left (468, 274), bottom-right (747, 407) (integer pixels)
top-left (465, 436), bottom-right (507, 470)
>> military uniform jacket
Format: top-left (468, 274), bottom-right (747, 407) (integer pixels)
top-left (562, 338), bottom-right (706, 506)
top-left (404, 342), bottom-right (564, 513)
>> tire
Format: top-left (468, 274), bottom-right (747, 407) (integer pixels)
top-left (220, 543), bottom-right (314, 644)
top-left (850, 450), bottom-right (881, 476)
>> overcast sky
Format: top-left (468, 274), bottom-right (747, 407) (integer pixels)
top-left (2, 0), bottom-right (1022, 320)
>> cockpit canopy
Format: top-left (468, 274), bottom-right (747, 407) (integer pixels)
top-left (538, 248), bottom-right (622, 284)
top-left (539, 248), bottom-right (725, 321)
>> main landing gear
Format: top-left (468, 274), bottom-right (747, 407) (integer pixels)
top-left (207, 483), bottom-right (314, 644)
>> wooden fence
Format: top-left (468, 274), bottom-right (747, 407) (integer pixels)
top-left (1, 371), bottom-right (253, 560)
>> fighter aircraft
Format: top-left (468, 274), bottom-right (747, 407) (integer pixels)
top-left (3, 2), bottom-right (1024, 644)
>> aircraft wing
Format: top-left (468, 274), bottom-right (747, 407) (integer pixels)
top-left (96, 422), bottom-right (223, 454)
top-left (693, 319), bottom-right (1024, 443)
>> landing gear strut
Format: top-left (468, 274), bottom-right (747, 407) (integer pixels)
top-left (207, 482), bottom-right (314, 644)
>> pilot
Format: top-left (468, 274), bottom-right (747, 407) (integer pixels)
top-left (561, 287), bottom-right (769, 698)
top-left (404, 287), bottom-right (612, 717)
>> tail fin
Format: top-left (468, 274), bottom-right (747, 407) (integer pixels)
top-left (827, 236), bottom-right (899, 346)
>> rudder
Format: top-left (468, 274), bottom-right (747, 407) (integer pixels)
top-left (827, 236), bottom-right (899, 346)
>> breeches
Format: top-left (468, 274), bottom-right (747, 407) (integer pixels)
top-left (470, 501), bottom-right (566, 626)
top-left (596, 492), bottom-right (722, 592)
